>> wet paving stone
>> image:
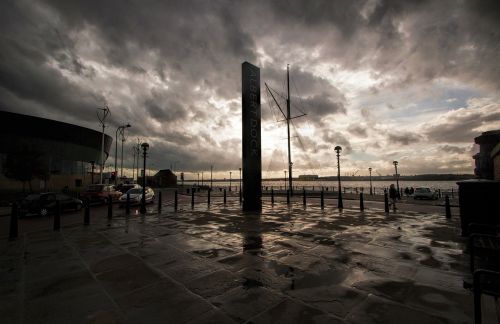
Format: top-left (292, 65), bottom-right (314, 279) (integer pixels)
top-left (288, 284), bottom-right (368, 318)
top-left (249, 298), bottom-right (345, 323)
top-left (211, 286), bottom-right (285, 323)
top-left (115, 280), bottom-right (212, 324)
top-left (0, 201), bottom-right (484, 322)
top-left (96, 262), bottom-right (164, 298)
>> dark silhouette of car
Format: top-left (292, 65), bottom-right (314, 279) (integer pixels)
top-left (19, 193), bottom-right (83, 217)
top-left (79, 184), bottom-right (122, 204)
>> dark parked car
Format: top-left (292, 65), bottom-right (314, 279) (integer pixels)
top-left (19, 193), bottom-right (83, 217)
top-left (79, 184), bottom-right (122, 204)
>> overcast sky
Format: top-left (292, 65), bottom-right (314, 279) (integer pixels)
top-left (1, 0), bottom-right (499, 179)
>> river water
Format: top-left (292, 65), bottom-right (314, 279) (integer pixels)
top-left (188, 179), bottom-right (465, 191)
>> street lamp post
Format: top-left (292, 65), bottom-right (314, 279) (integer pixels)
top-left (197, 173), bottom-right (200, 186)
top-left (393, 160), bottom-right (400, 197)
top-left (229, 171), bottom-right (232, 191)
top-left (115, 123), bottom-right (131, 184)
top-left (368, 167), bottom-right (373, 195)
top-left (97, 106), bottom-right (110, 184)
top-left (335, 146), bottom-right (343, 209)
top-left (202, 171), bottom-right (204, 187)
top-left (284, 170), bottom-right (287, 191)
top-left (140, 143), bottom-right (149, 214)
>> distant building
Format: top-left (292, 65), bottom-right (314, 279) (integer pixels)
top-left (473, 130), bottom-right (500, 179)
top-left (298, 174), bottom-right (319, 180)
top-left (0, 111), bottom-right (112, 191)
top-left (153, 169), bottom-right (177, 187)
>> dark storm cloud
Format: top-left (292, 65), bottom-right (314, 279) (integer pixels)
top-left (348, 124), bottom-right (368, 137)
top-left (1, 0), bottom-right (499, 174)
top-left (439, 145), bottom-right (466, 155)
top-left (262, 67), bottom-right (346, 125)
top-left (387, 131), bottom-right (421, 146)
top-left (143, 89), bottom-right (188, 122)
top-left (323, 130), bottom-right (352, 153)
top-left (423, 100), bottom-right (500, 143)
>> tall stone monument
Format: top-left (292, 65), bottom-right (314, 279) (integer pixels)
top-left (242, 62), bottom-right (262, 211)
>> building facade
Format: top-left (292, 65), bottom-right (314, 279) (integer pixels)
top-left (0, 111), bottom-right (112, 191)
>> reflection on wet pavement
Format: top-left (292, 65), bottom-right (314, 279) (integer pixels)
top-left (1, 199), bottom-right (481, 323)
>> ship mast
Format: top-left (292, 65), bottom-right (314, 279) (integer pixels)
top-left (286, 65), bottom-right (293, 196)
top-left (265, 64), bottom-right (306, 197)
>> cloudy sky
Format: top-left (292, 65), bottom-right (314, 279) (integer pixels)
top-left (1, 0), bottom-right (499, 179)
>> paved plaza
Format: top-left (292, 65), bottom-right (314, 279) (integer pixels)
top-left (0, 197), bottom-right (494, 323)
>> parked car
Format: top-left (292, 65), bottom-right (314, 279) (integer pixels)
top-left (19, 192), bottom-right (83, 217)
top-left (116, 183), bottom-right (141, 193)
top-left (118, 187), bottom-right (155, 206)
top-left (79, 184), bottom-right (122, 204)
top-left (413, 187), bottom-right (439, 200)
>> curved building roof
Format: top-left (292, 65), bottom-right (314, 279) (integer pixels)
top-left (0, 111), bottom-right (112, 164)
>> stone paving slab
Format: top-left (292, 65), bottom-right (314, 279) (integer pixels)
top-left (0, 199), bottom-right (494, 323)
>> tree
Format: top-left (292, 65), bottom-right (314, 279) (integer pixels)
top-left (2, 145), bottom-right (48, 192)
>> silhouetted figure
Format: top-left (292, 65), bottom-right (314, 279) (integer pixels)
top-left (410, 187), bottom-right (415, 195)
top-left (389, 184), bottom-right (398, 211)
top-left (404, 187), bottom-right (410, 197)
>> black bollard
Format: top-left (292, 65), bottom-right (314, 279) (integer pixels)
top-left (287, 190), bottom-right (290, 205)
top-left (384, 190), bottom-right (389, 213)
top-left (9, 202), bottom-right (18, 240)
top-left (54, 200), bottom-right (61, 231)
top-left (158, 191), bottom-right (162, 213)
top-left (438, 189), bottom-right (441, 199)
top-left (271, 188), bottom-right (274, 205)
top-left (107, 195), bottom-right (112, 220)
top-left (191, 190), bottom-right (195, 208)
top-left (208, 188), bottom-right (211, 206)
top-left (223, 189), bottom-right (227, 205)
top-left (320, 190), bottom-right (324, 209)
top-left (303, 188), bottom-right (306, 207)
top-left (125, 193), bottom-right (130, 215)
top-left (445, 195), bottom-right (451, 219)
top-left (360, 192), bottom-right (364, 211)
top-left (174, 190), bottom-right (178, 211)
top-left (84, 199), bottom-right (90, 225)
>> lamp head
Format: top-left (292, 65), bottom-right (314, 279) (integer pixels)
top-left (126, 123), bottom-right (131, 128)
top-left (334, 146), bottom-right (342, 153)
top-left (369, 167), bottom-right (372, 172)
top-left (141, 142), bottom-right (149, 151)
top-left (393, 160), bottom-right (398, 166)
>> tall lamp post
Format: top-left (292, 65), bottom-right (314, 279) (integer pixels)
top-left (201, 171), bottom-right (204, 187)
top-left (368, 167), bottom-right (373, 195)
top-left (393, 161), bottom-right (400, 198)
top-left (229, 171), bottom-right (232, 191)
top-left (140, 143), bottom-right (149, 214)
top-left (115, 123), bottom-right (131, 184)
top-left (335, 146), bottom-right (343, 209)
top-left (97, 106), bottom-right (110, 184)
